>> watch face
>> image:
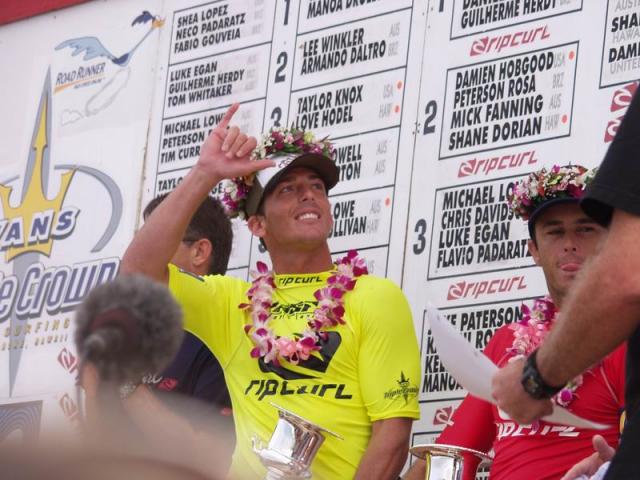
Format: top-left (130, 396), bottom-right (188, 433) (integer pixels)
top-left (523, 375), bottom-right (540, 397)
top-left (521, 357), bottom-right (545, 399)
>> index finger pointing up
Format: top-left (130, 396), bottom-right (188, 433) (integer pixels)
top-left (217, 103), bottom-right (240, 130)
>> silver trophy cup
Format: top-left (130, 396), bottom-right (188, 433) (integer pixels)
top-left (410, 444), bottom-right (491, 480)
top-left (253, 403), bottom-right (341, 479)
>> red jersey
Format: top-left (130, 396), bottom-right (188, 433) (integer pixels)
top-left (437, 326), bottom-right (626, 480)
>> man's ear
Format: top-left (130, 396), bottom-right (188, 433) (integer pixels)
top-left (528, 238), bottom-right (541, 266)
top-left (247, 215), bottom-right (266, 238)
top-left (191, 238), bottom-right (213, 269)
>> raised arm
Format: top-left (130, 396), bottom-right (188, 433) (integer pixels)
top-left (120, 104), bottom-right (270, 282)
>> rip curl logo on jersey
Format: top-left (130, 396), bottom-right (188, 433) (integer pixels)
top-left (605, 81), bottom-right (638, 143)
top-left (433, 406), bottom-right (455, 426)
top-left (258, 331), bottom-right (342, 381)
top-left (447, 276), bottom-right (527, 301)
top-left (276, 276), bottom-right (324, 287)
top-left (470, 26), bottom-right (550, 57)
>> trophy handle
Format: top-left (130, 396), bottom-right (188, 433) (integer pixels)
top-left (253, 404), bottom-right (341, 479)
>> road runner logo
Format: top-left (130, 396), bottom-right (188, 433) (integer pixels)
top-left (470, 25), bottom-right (550, 57)
top-left (605, 81), bottom-right (638, 143)
top-left (53, 11), bottom-right (164, 124)
top-left (55, 11), bottom-right (164, 90)
top-left (447, 276), bottom-right (527, 301)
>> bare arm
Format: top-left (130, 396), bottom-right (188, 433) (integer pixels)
top-left (120, 104), bottom-right (269, 281)
top-left (493, 209), bottom-right (640, 423)
top-left (354, 417), bottom-right (412, 480)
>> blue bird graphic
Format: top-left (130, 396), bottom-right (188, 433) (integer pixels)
top-left (55, 11), bottom-right (164, 67)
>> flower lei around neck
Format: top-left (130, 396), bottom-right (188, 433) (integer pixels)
top-left (240, 250), bottom-right (367, 365)
top-left (509, 296), bottom-right (583, 407)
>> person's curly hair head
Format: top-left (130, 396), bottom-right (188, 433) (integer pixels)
top-left (74, 275), bottom-right (183, 384)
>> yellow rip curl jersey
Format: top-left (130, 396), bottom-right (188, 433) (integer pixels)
top-left (168, 264), bottom-right (420, 479)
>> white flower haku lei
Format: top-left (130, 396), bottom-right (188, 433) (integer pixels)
top-left (508, 165), bottom-right (597, 221)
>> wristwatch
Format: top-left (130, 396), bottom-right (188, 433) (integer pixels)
top-left (521, 350), bottom-right (564, 399)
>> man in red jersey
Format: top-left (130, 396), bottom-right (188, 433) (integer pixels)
top-left (405, 165), bottom-right (625, 480)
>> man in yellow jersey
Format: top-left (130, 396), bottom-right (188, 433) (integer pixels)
top-left (122, 104), bottom-right (421, 479)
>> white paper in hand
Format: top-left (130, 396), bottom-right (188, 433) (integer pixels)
top-left (426, 305), bottom-right (608, 430)
top-left (426, 306), bottom-right (497, 403)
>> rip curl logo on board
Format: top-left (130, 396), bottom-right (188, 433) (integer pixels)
top-left (457, 150), bottom-right (538, 178)
top-left (470, 26), bottom-right (550, 57)
top-left (433, 405), bottom-right (455, 427)
top-left (447, 276), bottom-right (527, 301)
top-left (604, 81), bottom-right (638, 143)
top-left (57, 347), bottom-right (79, 376)
top-left (53, 11), bottom-right (164, 125)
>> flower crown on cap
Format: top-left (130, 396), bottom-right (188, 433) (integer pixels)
top-left (507, 165), bottom-right (597, 221)
top-left (221, 127), bottom-right (335, 219)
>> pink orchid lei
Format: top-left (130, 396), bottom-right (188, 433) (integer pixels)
top-left (221, 127), bottom-right (335, 219)
top-left (240, 250), bottom-right (367, 365)
top-left (509, 296), bottom-right (583, 407)
top-left (508, 165), bottom-right (597, 221)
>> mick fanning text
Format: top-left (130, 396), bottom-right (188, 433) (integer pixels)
top-left (447, 51), bottom-right (559, 152)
